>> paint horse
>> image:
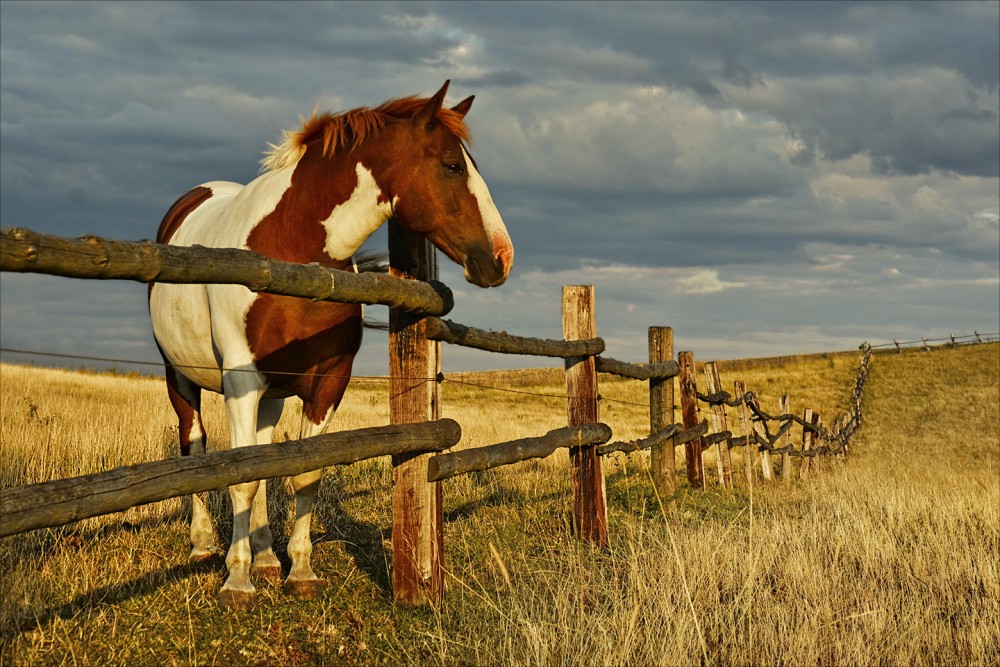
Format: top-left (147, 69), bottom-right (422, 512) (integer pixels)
top-left (148, 82), bottom-right (513, 609)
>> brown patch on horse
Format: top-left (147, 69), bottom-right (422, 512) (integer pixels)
top-left (244, 293), bottom-right (362, 424)
top-left (163, 364), bottom-right (202, 457)
top-left (262, 96), bottom-right (471, 172)
top-left (156, 186), bottom-right (212, 244)
top-left (246, 148), bottom-right (364, 266)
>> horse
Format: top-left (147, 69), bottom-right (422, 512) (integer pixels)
top-left (148, 81), bottom-right (513, 610)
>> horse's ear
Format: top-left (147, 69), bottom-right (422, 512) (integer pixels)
top-left (413, 80), bottom-right (450, 129)
top-left (451, 95), bottom-right (474, 118)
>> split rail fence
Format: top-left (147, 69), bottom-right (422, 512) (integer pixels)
top-left (1, 225), bottom-right (871, 606)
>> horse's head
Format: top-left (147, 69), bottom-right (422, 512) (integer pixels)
top-left (384, 81), bottom-right (513, 288)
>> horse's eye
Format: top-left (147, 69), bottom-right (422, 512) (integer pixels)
top-left (444, 161), bottom-right (465, 175)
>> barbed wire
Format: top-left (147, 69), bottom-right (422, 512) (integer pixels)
top-left (866, 331), bottom-right (999, 349)
top-left (0, 328), bottom-right (978, 436)
top-left (0, 345), bottom-right (662, 410)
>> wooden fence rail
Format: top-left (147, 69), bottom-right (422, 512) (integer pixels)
top-left (426, 317), bottom-right (604, 357)
top-left (0, 419), bottom-right (461, 538)
top-left (428, 423), bottom-right (613, 482)
top-left (596, 421), bottom-right (707, 457)
top-left (0, 227), bottom-right (454, 316)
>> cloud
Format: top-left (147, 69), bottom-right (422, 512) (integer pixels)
top-left (721, 68), bottom-right (999, 178)
top-left (676, 270), bottom-right (746, 294)
top-left (0, 1), bottom-right (997, 376)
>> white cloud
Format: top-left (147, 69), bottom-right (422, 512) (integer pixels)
top-left (676, 269), bottom-right (746, 294)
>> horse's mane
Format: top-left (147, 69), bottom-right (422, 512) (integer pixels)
top-left (261, 95), bottom-right (471, 172)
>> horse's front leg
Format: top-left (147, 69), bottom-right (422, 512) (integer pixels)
top-left (282, 403), bottom-right (337, 599)
top-left (218, 371), bottom-right (266, 611)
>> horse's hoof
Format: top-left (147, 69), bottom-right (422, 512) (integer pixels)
top-left (253, 564), bottom-right (284, 587)
top-left (282, 578), bottom-right (326, 600)
top-left (189, 548), bottom-right (217, 565)
top-left (218, 588), bottom-right (255, 611)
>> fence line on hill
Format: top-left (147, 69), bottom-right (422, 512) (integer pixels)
top-left (0, 224), bottom-right (911, 608)
top-left (869, 331), bottom-right (999, 352)
top-left (670, 345), bottom-right (873, 487)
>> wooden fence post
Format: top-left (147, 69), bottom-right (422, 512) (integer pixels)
top-left (734, 380), bottom-right (753, 485)
top-left (811, 413), bottom-right (823, 473)
top-left (648, 326), bottom-right (675, 497)
top-left (389, 220), bottom-right (444, 606)
top-left (748, 392), bottom-right (774, 481)
top-left (778, 395), bottom-right (792, 483)
top-left (799, 408), bottom-right (815, 479)
top-left (563, 285), bottom-right (608, 547)
top-left (704, 362), bottom-right (732, 488)
top-left (678, 351), bottom-right (705, 490)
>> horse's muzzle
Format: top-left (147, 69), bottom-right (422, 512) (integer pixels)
top-left (464, 251), bottom-right (510, 288)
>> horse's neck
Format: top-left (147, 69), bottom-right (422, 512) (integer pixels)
top-left (243, 151), bottom-right (395, 267)
top-left (319, 161), bottom-right (395, 261)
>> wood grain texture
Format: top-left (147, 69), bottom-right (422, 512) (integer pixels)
top-left (388, 220), bottom-right (444, 606)
top-left (704, 362), bottom-right (733, 488)
top-left (0, 420), bottom-right (460, 538)
top-left (563, 285), bottom-right (608, 548)
top-left (426, 317), bottom-right (604, 358)
top-left (678, 351), bottom-right (705, 490)
top-left (1, 226), bottom-right (453, 316)
top-left (427, 423), bottom-right (613, 482)
top-left (648, 327), bottom-right (676, 496)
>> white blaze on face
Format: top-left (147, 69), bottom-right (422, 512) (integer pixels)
top-left (462, 146), bottom-right (513, 275)
top-left (322, 163), bottom-right (395, 261)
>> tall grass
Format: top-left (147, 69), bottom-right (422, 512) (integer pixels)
top-left (0, 344), bottom-right (997, 666)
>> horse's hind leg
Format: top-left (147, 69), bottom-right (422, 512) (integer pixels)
top-left (249, 397), bottom-right (284, 586)
top-left (165, 366), bottom-right (217, 562)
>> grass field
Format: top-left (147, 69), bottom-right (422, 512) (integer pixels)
top-left (0, 343), bottom-right (997, 666)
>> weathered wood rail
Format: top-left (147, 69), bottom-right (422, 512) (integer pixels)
top-left (0, 419), bottom-right (461, 538)
top-left (426, 317), bottom-right (604, 357)
top-left (428, 423), bottom-right (613, 482)
top-left (0, 227), bottom-right (454, 316)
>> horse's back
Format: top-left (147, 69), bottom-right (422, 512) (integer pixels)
top-left (159, 181), bottom-right (245, 247)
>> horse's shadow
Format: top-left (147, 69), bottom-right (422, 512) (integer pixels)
top-left (198, 475), bottom-right (394, 595)
top-left (2, 516), bottom-right (220, 642)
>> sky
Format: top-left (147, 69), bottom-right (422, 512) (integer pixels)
top-left (1, 1), bottom-right (998, 376)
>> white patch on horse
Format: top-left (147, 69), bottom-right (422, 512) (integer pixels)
top-left (150, 173), bottom-right (294, 394)
top-left (321, 163), bottom-right (395, 260)
top-left (462, 146), bottom-right (512, 258)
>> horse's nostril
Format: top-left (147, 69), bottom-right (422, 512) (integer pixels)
top-left (494, 242), bottom-right (514, 280)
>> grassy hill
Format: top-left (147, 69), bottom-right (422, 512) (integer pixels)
top-left (1, 343), bottom-right (997, 665)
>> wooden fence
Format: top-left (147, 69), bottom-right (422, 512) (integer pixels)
top-left (870, 332), bottom-right (999, 353)
top-left (0, 225), bottom-right (871, 607)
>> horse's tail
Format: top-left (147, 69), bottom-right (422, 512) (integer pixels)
top-left (353, 250), bottom-right (389, 275)
top-left (353, 251), bottom-right (390, 331)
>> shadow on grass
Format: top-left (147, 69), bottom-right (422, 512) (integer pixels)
top-left (2, 554), bottom-right (223, 643)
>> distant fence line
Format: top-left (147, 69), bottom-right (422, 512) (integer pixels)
top-left (868, 332), bottom-right (999, 352)
top-left (675, 345), bottom-right (872, 487)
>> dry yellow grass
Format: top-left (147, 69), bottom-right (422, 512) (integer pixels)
top-left (0, 343), bottom-right (997, 666)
